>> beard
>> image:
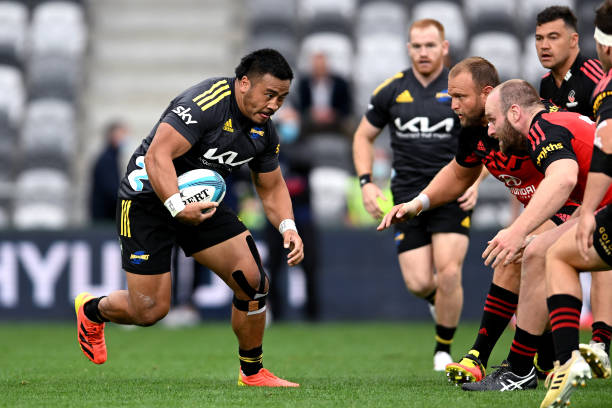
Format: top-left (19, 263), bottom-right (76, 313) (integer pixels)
top-left (497, 120), bottom-right (527, 155)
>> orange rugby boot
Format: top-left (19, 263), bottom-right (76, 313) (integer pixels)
top-left (74, 292), bottom-right (107, 364)
top-left (237, 368), bottom-right (299, 387)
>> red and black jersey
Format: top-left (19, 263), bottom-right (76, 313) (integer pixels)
top-left (527, 111), bottom-right (612, 206)
top-left (540, 53), bottom-right (604, 119)
top-left (456, 126), bottom-right (546, 206)
top-left (592, 67), bottom-right (612, 122)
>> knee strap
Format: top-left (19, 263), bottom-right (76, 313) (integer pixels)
top-left (233, 296), bottom-right (266, 315)
top-left (231, 235), bottom-right (268, 300)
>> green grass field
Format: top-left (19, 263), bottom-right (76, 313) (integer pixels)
top-left (1, 322), bottom-right (610, 408)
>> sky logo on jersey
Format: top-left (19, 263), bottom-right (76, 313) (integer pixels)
top-left (130, 251), bottom-right (150, 265)
top-left (395, 90), bottom-right (413, 103)
top-left (436, 90), bottom-right (451, 102)
top-left (250, 127), bottom-right (264, 139)
top-left (172, 106), bottom-right (198, 125)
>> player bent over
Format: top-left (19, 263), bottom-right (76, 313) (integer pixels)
top-left (541, 5), bottom-right (612, 406)
top-left (74, 49), bottom-right (302, 387)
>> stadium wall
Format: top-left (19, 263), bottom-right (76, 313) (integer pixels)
top-left (0, 228), bottom-right (495, 321)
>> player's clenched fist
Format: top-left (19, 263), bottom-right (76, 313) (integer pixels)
top-left (377, 198), bottom-right (423, 230)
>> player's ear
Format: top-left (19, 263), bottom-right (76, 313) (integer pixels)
top-left (569, 31), bottom-right (579, 48)
top-left (442, 40), bottom-right (449, 56)
top-left (238, 75), bottom-right (251, 92)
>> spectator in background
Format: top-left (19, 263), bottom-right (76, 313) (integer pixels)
top-left (90, 120), bottom-right (128, 222)
top-left (536, 6), bottom-right (604, 118)
top-left (297, 52), bottom-right (352, 137)
top-left (265, 103), bottom-right (319, 321)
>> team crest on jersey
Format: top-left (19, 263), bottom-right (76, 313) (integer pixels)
top-left (566, 90), bottom-right (578, 108)
top-left (396, 90), bottom-right (413, 103)
top-left (250, 127), bottom-right (264, 139)
top-left (436, 90), bottom-right (451, 102)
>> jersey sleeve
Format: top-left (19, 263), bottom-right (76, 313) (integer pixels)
top-left (161, 93), bottom-right (220, 145)
top-left (364, 74), bottom-right (400, 128)
top-left (248, 122), bottom-right (280, 173)
top-left (455, 128), bottom-right (482, 168)
top-left (528, 123), bottom-right (577, 172)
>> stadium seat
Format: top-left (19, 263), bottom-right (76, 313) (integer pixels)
top-left (299, 32), bottom-right (353, 78)
top-left (30, 1), bottom-right (87, 57)
top-left (20, 98), bottom-right (76, 158)
top-left (28, 54), bottom-right (82, 101)
top-left (0, 64), bottom-right (25, 127)
top-left (577, 0), bottom-right (600, 60)
top-left (298, 0), bottom-right (356, 21)
top-left (521, 33), bottom-right (548, 88)
top-left (468, 13), bottom-right (518, 36)
top-left (247, 33), bottom-right (299, 68)
top-left (13, 202), bottom-right (70, 229)
top-left (411, 1), bottom-right (467, 58)
top-left (356, 1), bottom-right (407, 37)
top-left (309, 165), bottom-right (350, 226)
top-left (303, 12), bottom-right (352, 37)
top-left (0, 1), bottom-right (28, 68)
top-left (468, 32), bottom-right (521, 80)
top-left (463, 0), bottom-right (517, 24)
top-left (305, 132), bottom-right (353, 170)
top-left (247, 0), bottom-right (297, 21)
top-left (517, 0), bottom-right (575, 31)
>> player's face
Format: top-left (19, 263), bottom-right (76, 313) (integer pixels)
top-left (596, 42), bottom-right (612, 72)
top-left (408, 25), bottom-right (448, 77)
top-left (486, 93), bottom-right (525, 155)
top-left (240, 73), bottom-right (291, 124)
top-left (535, 19), bottom-right (578, 70)
top-left (448, 72), bottom-right (485, 127)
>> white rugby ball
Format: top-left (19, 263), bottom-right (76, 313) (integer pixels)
top-left (177, 169), bottom-right (226, 205)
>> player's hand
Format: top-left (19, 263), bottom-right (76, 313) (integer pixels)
top-left (482, 227), bottom-right (528, 268)
top-left (576, 211), bottom-right (596, 261)
top-left (283, 229), bottom-right (304, 266)
top-left (377, 199), bottom-right (422, 231)
top-left (176, 202), bottom-right (218, 225)
top-left (361, 183), bottom-right (386, 219)
top-left (458, 185), bottom-right (479, 211)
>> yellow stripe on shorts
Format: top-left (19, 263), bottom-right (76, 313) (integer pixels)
top-left (121, 200), bottom-right (132, 237)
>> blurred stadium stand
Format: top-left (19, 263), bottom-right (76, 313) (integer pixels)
top-left (0, 0), bottom-right (602, 230)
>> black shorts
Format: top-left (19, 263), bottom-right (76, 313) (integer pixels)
top-left (550, 202), bottom-right (580, 226)
top-left (393, 200), bottom-right (471, 254)
top-left (116, 197), bottom-right (247, 275)
top-left (593, 205), bottom-right (612, 266)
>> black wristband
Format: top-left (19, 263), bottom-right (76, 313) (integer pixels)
top-left (359, 174), bottom-right (372, 187)
top-left (590, 145), bottom-right (612, 177)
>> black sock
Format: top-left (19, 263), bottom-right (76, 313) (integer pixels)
top-left (425, 289), bottom-right (436, 306)
top-left (435, 324), bottom-right (456, 354)
top-left (472, 283), bottom-right (518, 367)
top-left (83, 296), bottom-right (109, 323)
top-left (239, 345), bottom-right (263, 376)
top-left (548, 294), bottom-right (581, 365)
top-left (535, 330), bottom-right (555, 372)
top-left (592, 321), bottom-right (612, 354)
top-left (507, 326), bottom-right (540, 376)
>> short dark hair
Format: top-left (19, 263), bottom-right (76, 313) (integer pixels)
top-left (536, 6), bottom-right (578, 31)
top-left (449, 57), bottom-right (500, 90)
top-left (595, 0), bottom-right (612, 35)
top-left (234, 48), bottom-right (293, 81)
top-left (498, 80), bottom-right (542, 114)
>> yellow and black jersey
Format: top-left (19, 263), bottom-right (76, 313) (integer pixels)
top-left (118, 77), bottom-right (280, 199)
top-left (592, 67), bottom-right (612, 122)
top-left (364, 68), bottom-right (460, 203)
top-left (540, 53), bottom-right (604, 119)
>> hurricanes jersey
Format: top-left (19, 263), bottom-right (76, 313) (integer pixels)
top-left (592, 67), bottom-right (612, 122)
top-left (118, 77), bottom-right (280, 200)
top-left (527, 110), bottom-right (612, 206)
top-left (365, 68), bottom-right (460, 202)
top-left (540, 53), bottom-right (604, 118)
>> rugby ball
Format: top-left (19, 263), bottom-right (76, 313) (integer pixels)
top-left (177, 169), bottom-right (226, 205)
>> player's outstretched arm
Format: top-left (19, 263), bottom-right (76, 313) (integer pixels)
top-left (352, 117), bottom-right (385, 219)
top-left (253, 168), bottom-right (304, 265)
top-left (145, 122), bottom-right (218, 225)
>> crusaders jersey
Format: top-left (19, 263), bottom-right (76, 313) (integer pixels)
top-left (592, 68), bottom-right (612, 122)
top-left (365, 68), bottom-right (460, 202)
top-left (527, 111), bottom-right (612, 206)
top-left (540, 53), bottom-right (604, 118)
top-left (118, 77), bottom-right (280, 199)
top-left (456, 126), bottom-right (544, 206)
